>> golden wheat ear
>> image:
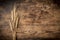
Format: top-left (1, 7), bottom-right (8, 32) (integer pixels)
top-left (9, 3), bottom-right (19, 40)
top-left (9, 3), bottom-right (19, 31)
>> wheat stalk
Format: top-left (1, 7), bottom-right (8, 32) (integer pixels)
top-left (9, 3), bottom-right (19, 40)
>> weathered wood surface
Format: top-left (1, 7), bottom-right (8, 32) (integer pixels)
top-left (0, 0), bottom-right (60, 40)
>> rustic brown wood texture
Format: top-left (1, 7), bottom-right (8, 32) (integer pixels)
top-left (0, 0), bottom-right (60, 40)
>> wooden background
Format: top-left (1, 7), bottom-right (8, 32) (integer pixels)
top-left (0, 0), bottom-right (60, 40)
